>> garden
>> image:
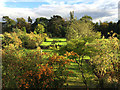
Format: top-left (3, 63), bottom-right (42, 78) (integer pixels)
top-left (1, 14), bottom-right (120, 89)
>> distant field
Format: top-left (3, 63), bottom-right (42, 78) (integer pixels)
top-left (40, 38), bottom-right (67, 47)
top-left (46, 38), bottom-right (66, 42)
top-left (40, 42), bottom-right (52, 46)
top-left (40, 42), bottom-right (67, 46)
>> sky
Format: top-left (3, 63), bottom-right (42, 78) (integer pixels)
top-left (0, 0), bottom-right (119, 23)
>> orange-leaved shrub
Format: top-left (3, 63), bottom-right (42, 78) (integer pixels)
top-left (2, 48), bottom-right (74, 89)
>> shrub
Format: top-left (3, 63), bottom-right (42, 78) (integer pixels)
top-left (85, 35), bottom-right (119, 88)
top-left (2, 49), bottom-right (74, 89)
top-left (59, 33), bottom-right (119, 88)
top-left (2, 32), bottom-right (22, 49)
top-left (58, 37), bottom-right (92, 55)
top-left (20, 32), bottom-right (46, 49)
top-left (12, 27), bottom-right (21, 33)
top-left (34, 24), bottom-right (45, 34)
top-left (2, 29), bottom-right (47, 49)
top-left (117, 34), bottom-right (120, 39)
top-left (20, 34), bottom-right (37, 49)
top-left (47, 32), bottom-right (52, 38)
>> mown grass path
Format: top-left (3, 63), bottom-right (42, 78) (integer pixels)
top-left (18, 38), bottom-right (97, 88)
top-left (40, 38), bottom-right (97, 88)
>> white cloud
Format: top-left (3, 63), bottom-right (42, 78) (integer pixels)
top-left (0, 0), bottom-right (119, 23)
top-left (0, 0), bottom-right (6, 7)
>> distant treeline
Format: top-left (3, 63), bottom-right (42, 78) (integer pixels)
top-left (1, 12), bottom-right (120, 38)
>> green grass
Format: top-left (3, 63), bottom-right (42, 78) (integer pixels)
top-left (40, 42), bottom-right (67, 46)
top-left (63, 60), bottom-right (97, 88)
top-left (54, 42), bottom-right (67, 45)
top-left (46, 38), bottom-right (66, 42)
top-left (40, 42), bottom-right (51, 46)
top-left (40, 38), bottom-right (67, 47)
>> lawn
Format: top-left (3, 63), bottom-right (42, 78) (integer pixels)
top-left (40, 42), bottom-right (52, 46)
top-left (40, 42), bottom-right (67, 46)
top-left (62, 56), bottom-right (96, 88)
top-left (40, 38), bottom-right (67, 50)
top-left (46, 38), bottom-right (67, 42)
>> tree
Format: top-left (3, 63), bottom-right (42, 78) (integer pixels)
top-left (47, 15), bottom-right (67, 37)
top-left (34, 24), bottom-right (45, 34)
top-left (28, 16), bottom-right (32, 23)
top-left (117, 20), bottom-right (120, 34)
top-left (66, 20), bottom-right (101, 41)
top-left (85, 35), bottom-right (119, 88)
top-left (70, 11), bottom-right (74, 21)
top-left (2, 16), bottom-right (16, 33)
top-left (39, 17), bottom-right (49, 32)
top-left (80, 15), bottom-right (92, 22)
top-left (25, 23), bottom-right (32, 33)
top-left (32, 17), bottom-right (48, 33)
top-left (16, 17), bottom-right (32, 33)
top-left (94, 21), bottom-right (118, 38)
top-left (16, 17), bottom-right (27, 29)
